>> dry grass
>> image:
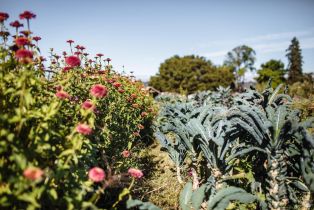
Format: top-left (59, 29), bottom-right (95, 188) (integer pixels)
top-left (134, 142), bottom-right (183, 210)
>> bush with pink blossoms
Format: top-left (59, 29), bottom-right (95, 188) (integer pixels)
top-left (0, 11), bottom-right (156, 210)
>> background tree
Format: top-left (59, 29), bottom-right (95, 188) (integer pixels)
top-left (255, 59), bottom-right (286, 88)
top-left (224, 45), bottom-right (256, 87)
top-left (286, 37), bottom-right (303, 84)
top-left (149, 55), bottom-right (234, 94)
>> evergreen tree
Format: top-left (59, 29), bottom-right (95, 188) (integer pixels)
top-left (286, 37), bottom-right (303, 83)
top-left (149, 55), bottom-right (234, 94)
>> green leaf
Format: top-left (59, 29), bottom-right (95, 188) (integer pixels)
top-left (58, 149), bottom-right (75, 157)
top-left (208, 187), bottom-right (257, 210)
top-left (291, 180), bottom-right (309, 192)
top-left (49, 189), bottom-right (58, 200)
top-left (180, 182), bottom-right (193, 210)
top-left (126, 199), bottom-right (161, 210)
top-left (128, 141), bottom-right (132, 150)
top-left (191, 184), bottom-right (206, 210)
top-left (18, 193), bottom-right (41, 208)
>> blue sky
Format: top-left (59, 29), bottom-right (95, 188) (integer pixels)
top-left (1, 0), bottom-right (314, 81)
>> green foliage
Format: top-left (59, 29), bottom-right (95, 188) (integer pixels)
top-left (255, 59), bottom-right (286, 88)
top-left (149, 55), bottom-right (234, 94)
top-left (286, 37), bottom-right (303, 84)
top-left (0, 17), bottom-right (155, 209)
top-left (207, 186), bottom-right (260, 210)
top-left (224, 45), bottom-right (256, 86)
top-left (126, 199), bottom-right (162, 210)
top-left (150, 83), bottom-right (314, 209)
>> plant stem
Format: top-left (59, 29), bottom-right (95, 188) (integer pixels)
top-left (176, 165), bottom-right (183, 184)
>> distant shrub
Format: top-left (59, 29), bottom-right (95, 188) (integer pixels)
top-left (149, 55), bottom-right (234, 94)
top-left (289, 80), bottom-right (314, 98)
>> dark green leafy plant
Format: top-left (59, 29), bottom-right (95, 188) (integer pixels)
top-left (148, 83), bottom-right (314, 209)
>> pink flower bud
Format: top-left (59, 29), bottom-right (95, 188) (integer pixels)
top-left (122, 150), bottom-right (131, 158)
top-left (81, 100), bottom-right (95, 110)
top-left (15, 37), bottom-right (30, 47)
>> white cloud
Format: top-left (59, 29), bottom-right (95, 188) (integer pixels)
top-left (243, 30), bottom-right (313, 43)
top-left (202, 29), bottom-right (314, 60)
top-left (200, 30), bottom-right (314, 82)
top-left (254, 36), bottom-right (314, 53)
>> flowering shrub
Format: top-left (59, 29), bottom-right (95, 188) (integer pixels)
top-left (0, 11), bottom-right (155, 209)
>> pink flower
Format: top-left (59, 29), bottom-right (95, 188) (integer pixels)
top-left (113, 82), bottom-right (122, 88)
top-left (15, 37), bottom-right (30, 47)
top-left (23, 167), bottom-right (44, 181)
top-left (65, 56), bottom-right (81, 67)
top-left (10, 20), bottom-right (23, 28)
top-left (15, 49), bottom-right (33, 59)
top-left (88, 167), bottom-right (105, 182)
top-left (96, 53), bottom-right (104, 57)
top-left (74, 51), bottom-right (81, 56)
top-left (19, 11), bottom-right (36, 20)
top-left (0, 12), bottom-right (9, 22)
top-left (81, 100), bottom-right (95, 110)
top-left (55, 90), bottom-right (69, 99)
top-left (122, 150), bottom-right (131, 158)
top-left (33, 36), bottom-right (41, 42)
top-left (128, 168), bottom-right (143, 179)
top-left (15, 49), bottom-right (33, 64)
top-left (76, 123), bottom-right (92, 135)
top-left (90, 84), bottom-right (108, 98)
